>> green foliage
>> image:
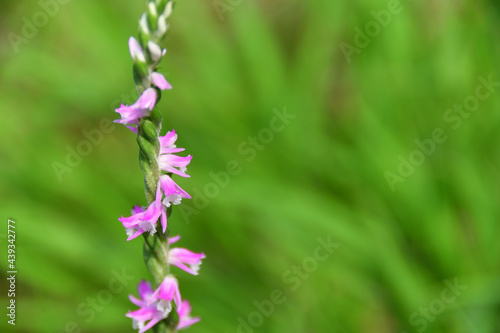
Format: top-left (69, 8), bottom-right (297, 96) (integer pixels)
top-left (1, 0), bottom-right (499, 332)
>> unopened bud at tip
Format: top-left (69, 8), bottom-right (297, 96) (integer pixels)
top-left (139, 13), bottom-right (150, 36)
top-left (163, 1), bottom-right (173, 18)
top-left (148, 2), bottom-right (158, 18)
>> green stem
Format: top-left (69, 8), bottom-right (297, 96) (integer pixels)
top-left (137, 110), bottom-right (162, 204)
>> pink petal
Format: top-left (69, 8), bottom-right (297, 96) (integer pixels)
top-left (138, 280), bottom-right (153, 299)
top-left (163, 154), bottom-right (192, 167)
top-left (169, 260), bottom-right (199, 276)
top-left (168, 248), bottom-right (205, 275)
top-left (178, 317), bottom-right (201, 330)
top-left (161, 209), bottom-right (167, 233)
top-left (177, 300), bottom-right (191, 317)
top-left (129, 37), bottom-right (145, 62)
top-left (168, 235), bottom-right (181, 245)
top-left (159, 130), bottom-right (177, 147)
top-left (160, 147), bottom-right (185, 154)
top-left (138, 88), bottom-right (158, 110)
top-left (140, 315), bottom-right (164, 333)
top-left (169, 248), bottom-right (206, 264)
top-left (151, 276), bottom-right (181, 307)
top-left (132, 205), bottom-right (145, 214)
top-left (126, 307), bottom-right (155, 321)
top-left (127, 125), bottom-right (138, 134)
top-left (119, 213), bottom-right (142, 227)
top-left (160, 175), bottom-right (191, 199)
top-left (126, 229), bottom-right (145, 241)
top-left (151, 72), bottom-right (172, 90)
top-left (114, 101), bottom-right (150, 126)
top-left (158, 163), bottom-right (191, 178)
top-left (129, 295), bottom-right (144, 307)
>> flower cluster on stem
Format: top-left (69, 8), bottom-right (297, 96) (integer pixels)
top-left (113, 1), bottom-right (204, 332)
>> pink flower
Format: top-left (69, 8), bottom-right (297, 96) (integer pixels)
top-left (159, 174), bottom-right (191, 207)
top-left (166, 235), bottom-right (205, 275)
top-left (177, 300), bottom-right (201, 330)
top-left (168, 247), bottom-right (206, 276)
top-left (126, 280), bottom-right (169, 333)
top-left (114, 88), bottom-right (158, 126)
top-left (150, 275), bottom-right (182, 310)
top-left (151, 72), bottom-right (172, 90)
top-left (119, 186), bottom-right (167, 240)
top-left (159, 129), bottom-right (185, 154)
top-left (158, 130), bottom-right (192, 177)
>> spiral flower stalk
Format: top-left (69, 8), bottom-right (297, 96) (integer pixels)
top-left (138, 114), bottom-right (162, 204)
top-left (113, 1), bottom-right (204, 332)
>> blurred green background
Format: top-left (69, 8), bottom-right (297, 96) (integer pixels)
top-left (1, 0), bottom-right (500, 332)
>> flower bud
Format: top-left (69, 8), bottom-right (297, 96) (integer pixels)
top-left (151, 72), bottom-right (172, 90)
top-left (147, 41), bottom-right (166, 62)
top-left (139, 13), bottom-right (150, 38)
top-left (128, 37), bottom-right (146, 63)
top-left (147, 2), bottom-right (158, 31)
top-left (148, 1), bottom-right (158, 17)
top-left (162, 1), bottom-right (173, 18)
top-left (156, 13), bottom-right (169, 39)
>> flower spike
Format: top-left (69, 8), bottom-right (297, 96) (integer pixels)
top-left (115, 1), bottom-right (203, 331)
